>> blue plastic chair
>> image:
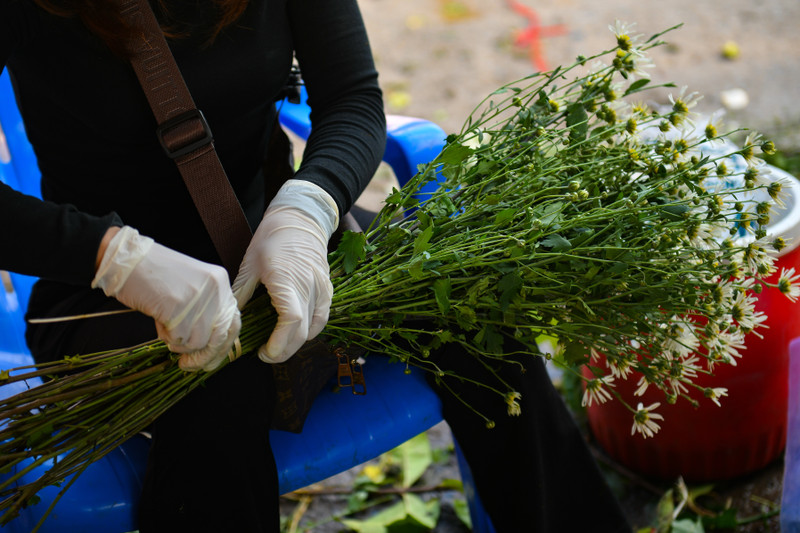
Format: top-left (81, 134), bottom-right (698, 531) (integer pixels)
top-left (0, 70), bottom-right (495, 532)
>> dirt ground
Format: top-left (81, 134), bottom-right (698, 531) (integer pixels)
top-left (361, 0), bottom-right (800, 147)
top-left (280, 1), bottom-right (800, 531)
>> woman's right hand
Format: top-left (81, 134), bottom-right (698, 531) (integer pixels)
top-left (92, 226), bottom-right (241, 372)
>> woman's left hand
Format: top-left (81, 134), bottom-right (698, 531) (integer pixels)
top-left (232, 179), bottom-right (339, 363)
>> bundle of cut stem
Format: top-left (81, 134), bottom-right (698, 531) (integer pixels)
top-left (1, 23), bottom-right (796, 527)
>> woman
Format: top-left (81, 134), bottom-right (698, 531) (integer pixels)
top-left (0, 0), bottom-right (631, 531)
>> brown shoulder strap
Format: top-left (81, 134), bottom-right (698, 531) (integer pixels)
top-left (117, 0), bottom-right (253, 282)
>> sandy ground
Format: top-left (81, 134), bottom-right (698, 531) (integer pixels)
top-left (280, 1), bottom-right (800, 531)
top-left (361, 0), bottom-right (800, 146)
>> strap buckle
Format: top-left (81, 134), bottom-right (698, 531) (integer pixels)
top-left (156, 109), bottom-right (213, 159)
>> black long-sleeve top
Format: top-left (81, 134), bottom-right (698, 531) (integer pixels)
top-left (0, 0), bottom-right (386, 311)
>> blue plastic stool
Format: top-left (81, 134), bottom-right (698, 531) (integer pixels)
top-left (782, 337), bottom-right (800, 531)
top-left (0, 69), bottom-right (495, 532)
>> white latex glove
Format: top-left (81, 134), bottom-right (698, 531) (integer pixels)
top-left (92, 226), bottom-right (241, 372)
top-left (232, 179), bottom-right (338, 363)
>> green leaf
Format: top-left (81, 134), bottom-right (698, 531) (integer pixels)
top-left (341, 516), bottom-right (391, 533)
top-left (408, 252), bottom-right (430, 280)
top-left (413, 226), bottom-right (434, 256)
top-left (655, 488), bottom-right (675, 533)
top-left (624, 78), bottom-right (651, 96)
top-left (454, 305), bottom-right (477, 329)
top-left (381, 271), bottom-right (402, 285)
top-left (687, 483), bottom-right (714, 501)
top-left (570, 227), bottom-right (595, 246)
top-left (26, 423), bottom-right (54, 449)
top-left (384, 187), bottom-right (404, 206)
top-left (701, 508), bottom-right (738, 529)
top-left (340, 494), bottom-right (440, 533)
top-left (608, 262), bottom-right (628, 274)
top-left (566, 103), bottom-right (589, 141)
top-left (498, 272), bottom-right (523, 311)
top-left (338, 231), bottom-right (367, 274)
top-left (438, 142), bottom-right (474, 167)
top-left (475, 324), bottom-right (504, 354)
top-left (341, 501), bottom-right (406, 532)
top-left (428, 196), bottom-right (458, 219)
top-left (452, 499), bottom-right (473, 529)
top-left (563, 342), bottom-right (589, 365)
top-left (346, 490), bottom-right (371, 514)
top-left (395, 433), bottom-right (433, 488)
top-left (385, 226), bottom-right (412, 247)
top-left (661, 204), bottom-right (690, 221)
top-left (671, 518), bottom-right (705, 533)
top-left (403, 493), bottom-right (440, 529)
top-left (531, 202), bottom-right (564, 227)
top-left (432, 278), bottom-right (452, 316)
top-left (584, 265), bottom-right (601, 280)
top-left (494, 208), bottom-right (516, 225)
top-left (541, 234), bottom-right (572, 252)
top-left (439, 478), bottom-right (463, 491)
top-left (416, 210), bottom-right (433, 230)
top-left (22, 494), bottom-right (41, 509)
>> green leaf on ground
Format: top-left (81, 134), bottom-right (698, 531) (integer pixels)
top-left (671, 518), bottom-right (705, 533)
top-left (453, 498), bottom-right (472, 529)
top-left (393, 433), bottom-right (433, 488)
top-left (340, 493), bottom-right (440, 533)
top-left (439, 478), bottom-right (462, 491)
top-left (655, 488), bottom-right (675, 533)
top-left (701, 508), bottom-right (738, 529)
top-left (403, 493), bottom-right (440, 528)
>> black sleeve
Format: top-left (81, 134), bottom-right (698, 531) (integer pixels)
top-left (287, 0), bottom-right (387, 216)
top-left (0, 0), bottom-right (122, 284)
top-left (0, 183), bottom-right (122, 284)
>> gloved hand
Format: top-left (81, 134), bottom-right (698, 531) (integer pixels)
top-left (92, 226), bottom-right (241, 372)
top-left (232, 179), bottom-right (338, 363)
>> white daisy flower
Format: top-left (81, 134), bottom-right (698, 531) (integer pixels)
top-left (505, 391), bottom-right (522, 416)
top-left (663, 319), bottom-right (700, 359)
top-left (607, 357), bottom-right (634, 380)
top-left (581, 375), bottom-right (615, 407)
top-left (608, 21), bottom-right (643, 52)
top-left (740, 241), bottom-right (775, 277)
top-left (706, 328), bottom-right (747, 366)
top-left (778, 267), bottom-right (800, 302)
top-left (631, 402), bottom-right (664, 438)
top-left (667, 86), bottom-right (702, 129)
top-left (705, 387), bottom-right (729, 407)
top-left (634, 375), bottom-right (651, 396)
top-left (729, 289), bottom-right (767, 333)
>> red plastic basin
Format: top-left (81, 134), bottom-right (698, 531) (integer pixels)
top-left (584, 245), bottom-right (800, 482)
